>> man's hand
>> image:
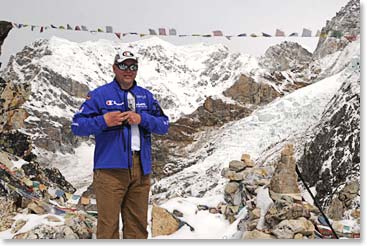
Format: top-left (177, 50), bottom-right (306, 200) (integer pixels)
top-left (103, 111), bottom-right (141, 127)
top-left (103, 111), bottom-right (126, 127)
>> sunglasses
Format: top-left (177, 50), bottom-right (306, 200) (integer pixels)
top-left (116, 63), bottom-right (138, 71)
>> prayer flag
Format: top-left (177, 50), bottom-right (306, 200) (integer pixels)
top-left (149, 29), bottom-right (157, 35)
top-left (302, 28), bottom-right (312, 37)
top-left (158, 28), bottom-right (166, 35)
top-left (169, 28), bottom-right (177, 35)
top-left (213, 30), bottom-right (223, 36)
top-left (275, 29), bottom-right (285, 36)
top-left (106, 26), bottom-right (113, 33)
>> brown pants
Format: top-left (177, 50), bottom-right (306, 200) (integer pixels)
top-left (93, 152), bottom-right (150, 239)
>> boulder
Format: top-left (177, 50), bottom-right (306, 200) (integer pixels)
top-left (151, 204), bottom-right (180, 237)
top-left (269, 144), bottom-right (301, 200)
top-left (272, 217), bottom-right (314, 239)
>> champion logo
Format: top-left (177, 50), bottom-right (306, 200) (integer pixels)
top-left (106, 100), bottom-right (124, 106)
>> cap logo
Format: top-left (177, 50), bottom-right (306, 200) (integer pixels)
top-left (122, 51), bottom-right (134, 57)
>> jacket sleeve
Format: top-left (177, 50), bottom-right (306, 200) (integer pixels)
top-left (139, 93), bottom-right (169, 135)
top-left (71, 91), bottom-right (108, 136)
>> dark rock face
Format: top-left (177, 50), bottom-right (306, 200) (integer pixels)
top-left (22, 162), bottom-right (76, 194)
top-left (0, 21), bottom-right (12, 56)
top-left (0, 131), bottom-right (34, 160)
top-left (298, 65), bottom-right (360, 212)
top-left (313, 0), bottom-right (360, 59)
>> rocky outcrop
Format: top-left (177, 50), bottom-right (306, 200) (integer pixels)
top-left (223, 74), bottom-right (280, 105)
top-left (313, 0), bottom-right (360, 59)
top-left (152, 96), bottom-right (253, 178)
top-left (0, 78), bottom-right (31, 132)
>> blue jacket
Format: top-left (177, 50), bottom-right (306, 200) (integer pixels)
top-left (71, 79), bottom-right (169, 175)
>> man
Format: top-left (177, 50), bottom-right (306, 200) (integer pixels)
top-left (71, 50), bottom-right (169, 239)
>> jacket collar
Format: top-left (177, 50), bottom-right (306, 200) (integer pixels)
top-left (113, 78), bottom-right (138, 92)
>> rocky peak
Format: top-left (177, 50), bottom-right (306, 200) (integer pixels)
top-left (313, 0), bottom-right (360, 59)
top-left (259, 41), bottom-right (313, 73)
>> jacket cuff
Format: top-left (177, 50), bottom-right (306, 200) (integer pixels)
top-left (97, 115), bottom-right (108, 130)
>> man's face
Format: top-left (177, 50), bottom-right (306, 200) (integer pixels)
top-left (113, 59), bottom-right (138, 85)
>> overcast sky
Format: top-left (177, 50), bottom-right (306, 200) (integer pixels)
top-left (0, 0), bottom-right (353, 66)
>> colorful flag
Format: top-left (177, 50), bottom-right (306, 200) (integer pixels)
top-left (106, 26), bottom-right (113, 33)
top-left (75, 26), bottom-right (81, 31)
top-left (275, 29), bottom-right (285, 36)
top-left (213, 30), bottom-right (223, 36)
top-left (67, 24), bottom-right (73, 30)
top-left (225, 36), bottom-right (232, 40)
top-left (262, 32), bottom-right (271, 37)
top-left (289, 32), bottom-right (298, 37)
top-left (345, 34), bottom-right (357, 42)
top-left (81, 25), bottom-right (88, 31)
top-left (330, 30), bottom-right (342, 38)
top-left (59, 25), bottom-right (65, 29)
top-left (237, 33), bottom-right (247, 37)
top-left (320, 32), bottom-right (328, 38)
top-left (115, 32), bottom-right (121, 39)
top-left (202, 34), bottom-right (212, 37)
top-left (40, 26), bottom-right (44, 33)
top-left (169, 28), bottom-right (177, 35)
top-left (149, 29), bottom-right (157, 35)
top-left (302, 28), bottom-right (312, 37)
top-left (250, 33), bottom-right (258, 37)
top-left (31, 25), bottom-right (35, 31)
top-left (39, 184), bottom-right (47, 191)
top-left (158, 28), bottom-right (166, 35)
top-left (51, 24), bottom-right (57, 29)
top-left (97, 28), bottom-right (104, 32)
top-left (55, 189), bottom-right (65, 198)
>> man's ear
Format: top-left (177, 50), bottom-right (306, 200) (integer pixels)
top-left (112, 64), bottom-right (117, 73)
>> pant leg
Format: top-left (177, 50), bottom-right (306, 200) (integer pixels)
top-left (121, 154), bottom-right (151, 239)
top-left (93, 169), bottom-right (129, 239)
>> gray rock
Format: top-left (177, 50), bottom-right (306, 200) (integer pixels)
top-left (224, 182), bottom-right (240, 194)
top-left (272, 217), bottom-right (314, 239)
top-left (228, 160), bottom-right (246, 172)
